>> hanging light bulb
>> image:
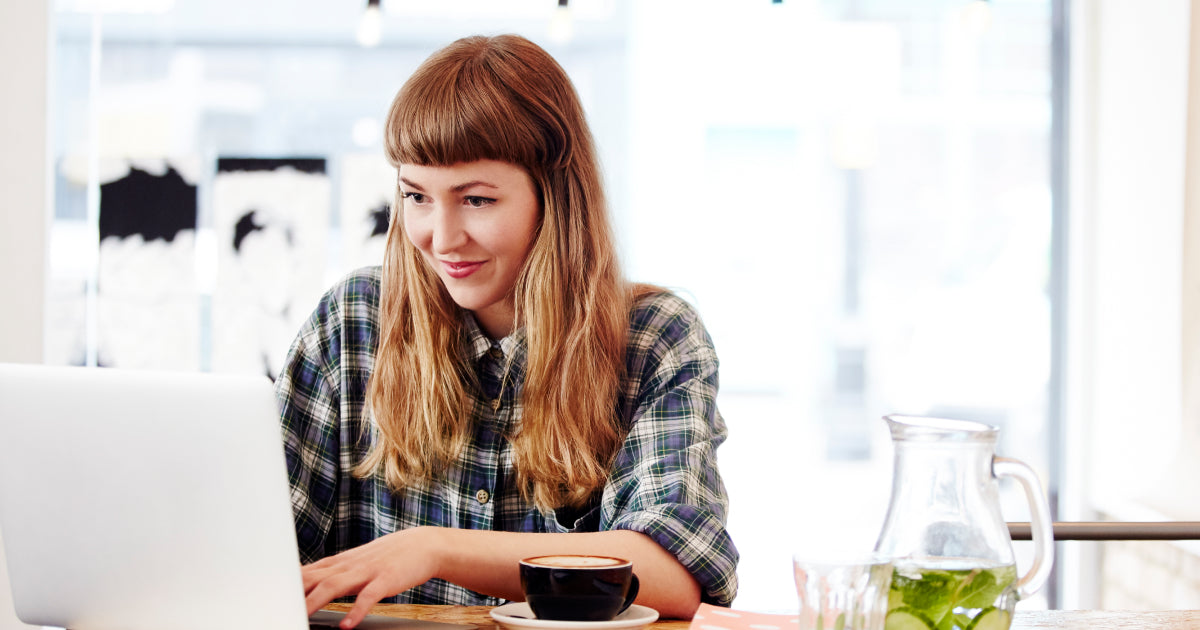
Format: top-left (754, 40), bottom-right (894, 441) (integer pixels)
top-left (357, 0), bottom-right (382, 48)
top-left (961, 0), bottom-right (992, 35)
top-left (63, 0), bottom-right (174, 13)
top-left (548, 0), bottom-right (573, 45)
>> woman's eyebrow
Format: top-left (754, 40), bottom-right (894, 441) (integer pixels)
top-left (399, 176), bottom-right (500, 193)
top-left (451, 180), bottom-right (500, 193)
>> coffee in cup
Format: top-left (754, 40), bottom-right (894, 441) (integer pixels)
top-left (519, 555), bottom-right (639, 621)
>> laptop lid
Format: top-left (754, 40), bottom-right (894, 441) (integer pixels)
top-left (0, 364), bottom-right (312, 630)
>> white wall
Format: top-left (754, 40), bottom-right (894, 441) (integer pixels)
top-left (1129, 0), bottom-right (1200, 522)
top-left (0, 3), bottom-right (49, 629)
top-left (0, 2), bottom-right (49, 366)
top-left (1063, 0), bottom-right (1196, 607)
top-left (1068, 0), bottom-right (1190, 507)
top-left (1185, 0), bottom-right (1200, 469)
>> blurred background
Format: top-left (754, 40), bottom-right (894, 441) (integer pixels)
top-left (4, 0), bottom-right (1200, 617)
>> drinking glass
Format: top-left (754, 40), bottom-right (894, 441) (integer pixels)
top-left (793, 554), bottom-right (892, 630)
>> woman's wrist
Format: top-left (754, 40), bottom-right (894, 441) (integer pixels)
top-left (424, 528), bottom-right (529, 602)
top-left (412, 525), bottom-right (452, 584)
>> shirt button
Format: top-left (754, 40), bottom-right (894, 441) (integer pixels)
top-left (476, 489), bottom-right (490, 504)
top-left (488, 347), bottom-right (503, 360)
top-left (491, 398), bottom-right (501, 411)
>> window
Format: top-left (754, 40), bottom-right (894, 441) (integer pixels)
top-left (46, 0), bottom-right (1058, 611)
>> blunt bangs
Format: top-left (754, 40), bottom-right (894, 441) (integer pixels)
top-left (384, 36), bottom-right (570, 172)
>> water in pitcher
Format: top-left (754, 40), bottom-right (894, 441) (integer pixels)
top-left (885, 559), bottom-right (1017, 630)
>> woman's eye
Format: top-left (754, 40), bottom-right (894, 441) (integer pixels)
top-left (464, 196), bottom-right (495, 208)
top-left (402, 192), bottom-right (427, 204)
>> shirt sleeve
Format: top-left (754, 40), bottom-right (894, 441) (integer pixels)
top-left (274, 290), bottom-right (344, 565)
top-left (603, 293), bottom-right (739, 606)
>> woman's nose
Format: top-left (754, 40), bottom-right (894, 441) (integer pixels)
top-left (430, 206), bottom-right (468, 254)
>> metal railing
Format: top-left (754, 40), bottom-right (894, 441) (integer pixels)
top-left (1009, 521), bottom-right (1200, 541)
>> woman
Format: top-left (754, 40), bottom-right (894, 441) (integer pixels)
top-left (275, 34), bottom-right (738, 627)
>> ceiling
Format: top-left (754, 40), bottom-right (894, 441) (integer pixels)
top-left (53, 0), bottom-right (627, 47)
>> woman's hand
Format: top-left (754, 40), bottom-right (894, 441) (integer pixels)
top-left (302, 526), bottom-right (443, 628)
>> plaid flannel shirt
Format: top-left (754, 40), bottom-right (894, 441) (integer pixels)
top-left (275, 266), bottom-right (738, 606)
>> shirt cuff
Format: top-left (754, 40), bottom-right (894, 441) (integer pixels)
top-left (610, 504), bottom-right (739, 606)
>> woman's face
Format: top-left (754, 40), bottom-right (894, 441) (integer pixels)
top-left (400, 159), bottom-right (541, 339)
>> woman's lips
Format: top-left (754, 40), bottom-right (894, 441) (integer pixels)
top-left (441, 260), bottom-right (483, 279)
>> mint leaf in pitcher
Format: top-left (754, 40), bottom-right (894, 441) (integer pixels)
top-left (886, 562), bottom-right (1018, 630)
top-left (891, 566), bottom-right (954, 626)
top-left (956, 568), bottom-right (1007, 610)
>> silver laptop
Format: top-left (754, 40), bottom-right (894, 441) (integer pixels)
top-left (0, 364), bottom-right (472, 630)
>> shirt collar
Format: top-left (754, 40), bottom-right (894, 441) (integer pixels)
top-left (461, 311), bottom-right (528, 368)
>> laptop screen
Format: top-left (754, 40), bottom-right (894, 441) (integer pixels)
top-left (0, 365), bottom-right (308, 630)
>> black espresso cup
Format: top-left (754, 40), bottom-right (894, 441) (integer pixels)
top-left (519, 555), bottom-right (640, 621)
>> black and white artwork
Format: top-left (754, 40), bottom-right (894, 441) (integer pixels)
top-left (339, 153), bottom-right (395, 273)
top-left (95, 158), bottom-right (201, 369)
top-left (211, 158), bottom-right (330, 379)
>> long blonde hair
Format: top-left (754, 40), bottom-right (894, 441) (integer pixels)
top-left (356, 34), bottom-right (639, 510)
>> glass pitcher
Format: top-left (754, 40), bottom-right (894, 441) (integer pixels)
top-left (873, 415), bottom-right (1053, 630)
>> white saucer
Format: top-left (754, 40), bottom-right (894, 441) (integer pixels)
top-left (489, 603), bottom-right (659, 630)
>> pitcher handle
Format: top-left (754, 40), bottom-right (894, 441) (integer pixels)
top-left (992, 456), bottom-right (1055, 600)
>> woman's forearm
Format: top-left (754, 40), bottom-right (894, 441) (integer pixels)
top-left (431, 527), bottom-right (701, 619)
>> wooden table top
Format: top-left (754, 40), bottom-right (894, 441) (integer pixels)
top-left (326, 603), bottom-right (1200, 630)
